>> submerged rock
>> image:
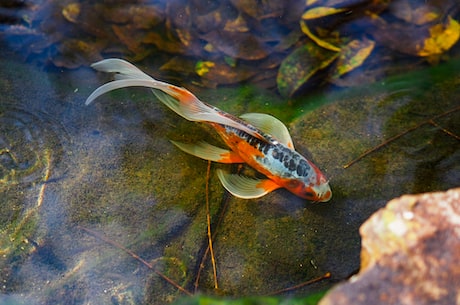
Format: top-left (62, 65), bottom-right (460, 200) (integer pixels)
top-left (319, 188), bottom-right (460, 305)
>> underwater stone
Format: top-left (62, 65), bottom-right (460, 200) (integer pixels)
top-left (319, 187), bottom-right (460, 305)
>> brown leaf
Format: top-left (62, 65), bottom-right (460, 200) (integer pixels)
top-left (372, 16), bottom-right (460, 57)
top-left (277, 42), bottom-right (339, 97)
top-left (54, 39), bottom-right (102, 68)
top-left (229, 0), bottom-right (286, 20)
top-left (223, 13), bottom-right (249, 32)
top-left (200, 30), bottom-right (269, 60)
top-left (112, 25), bottom-right (144, 53)
top-left (198, 60), bottom-right (257, 87)
top-left (160, 56), bottom-right (196, 75)
top-left (389, 0), bottom-right (440, 25)
top-left (142, 32), bottom-right (185, 54)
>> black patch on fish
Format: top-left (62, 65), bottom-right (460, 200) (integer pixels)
top-left (260, 142), bottom-right (270, 154)
top-left (288, 159), bottom-right (296, 171)
top-left (296, 159), bottom-right (311, 177)
top-left (272, 148), bottom-right (281, 160)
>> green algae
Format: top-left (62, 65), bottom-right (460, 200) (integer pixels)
top-left (172, 289), bottom-right (327, 305)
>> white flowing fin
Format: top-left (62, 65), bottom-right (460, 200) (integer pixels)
top-left (86, 58), bottom-right (267, 141)
top-left (91, 58), bottom-right (152, 80)
top-left (170, 141), bottom-right (244, 163)
top-left (239, 113), bottom-right (294, 149)
top-left (216, 169), bottom-right (281, 199)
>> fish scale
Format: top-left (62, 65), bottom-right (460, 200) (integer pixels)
top-left (221, 125), bottom-right (315, 183)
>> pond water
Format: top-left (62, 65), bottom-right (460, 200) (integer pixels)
top-left (1, 1), bottom-right (459, 305)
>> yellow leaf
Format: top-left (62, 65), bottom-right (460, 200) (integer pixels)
top-left (300, 21), bottom-right (341, 52)
top-left (195, 61), bottom-right (215, 76)
top-left (333, 38), bottom-right (375, 78)
top-left (62, 3), bottom-right (80, 23)
top-left (302, 7), bottom-right (347, 20)
top-left (305, 0), bottom-right (320, 6)
top-left (417, 16), bottom-right (460, 56)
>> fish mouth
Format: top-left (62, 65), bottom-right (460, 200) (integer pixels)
top-left (312, 184), bottom-right (332, 202)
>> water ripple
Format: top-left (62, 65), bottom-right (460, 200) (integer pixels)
top-left (0, 106), bottom-right (67, 190)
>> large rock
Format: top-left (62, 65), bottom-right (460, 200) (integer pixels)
top-left (319, 188), bottom-right (460, 305)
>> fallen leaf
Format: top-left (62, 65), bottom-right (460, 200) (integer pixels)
top-left (277, 42), bottom-right (339, 97)
top-left (300, 20), bottom-right (341, 52)
top-left (198, 60), bottom-right (257, 87)
top-left (389, 0), bottom-right (440, 25)
top-left (332, 37), bottom-right (375, 78)
top-left (302, 6), bottom-right (347, 20)
top-left (54, 39), bottom-right (102, 68)
top-left (160, 56), bottom-right (196, 75)
top-left (417, 16), bottom-right (460, 56)
top-left (62, 3), bottom-right (80, 23)
top-left (195, 61), bottom-right (216, 76)
top-left (223, 13), bottom-right (249, 32)
top-left (142, 32), bottom-right (185, 54)
top-left (200, 30), bottom-right (269, 60)
top-left (112, 24), bottom-right (143, 53)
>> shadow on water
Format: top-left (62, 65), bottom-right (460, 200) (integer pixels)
top-left (0, 2), bottom-right (459, 305)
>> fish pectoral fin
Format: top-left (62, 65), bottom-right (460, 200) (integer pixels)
top-left (239, 113), bottom-right (295, 149)
top-left (170, 141), bottom-right (244, 163)
top-left (216, 169), bottom-right (281, 199)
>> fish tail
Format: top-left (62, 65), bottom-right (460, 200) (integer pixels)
top-left (85, 58), bottom-right (214, 123)
top-left (86, 58), bottom-right (264, 138)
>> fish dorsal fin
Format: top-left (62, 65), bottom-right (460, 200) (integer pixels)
top-left (239, 113), bottom-right (294, 149)
top-left (216, 169), bottom-right (281, 199)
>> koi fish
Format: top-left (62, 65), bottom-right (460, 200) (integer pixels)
top-left (85, 59), bottom-right (331, 202)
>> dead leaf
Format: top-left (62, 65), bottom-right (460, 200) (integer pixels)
top-left (200, 30), bottom-right (269, 60)
top-left (223, 13), bottom-right (249, 32)
top-left (198, 60), bottom-right (257, 87)
top-left (62, 3), bottom-right (80, 23)
top-left (195, 61), bottom-right (216, 76)
top-left (142, 32), bottom-right (185, 54)
top-left (54, 39), bottom-right (102, 68)
top-left (332, 37), bottom-right (375, 78)
top-left (389, 0), bottom-right (440, 25)
top-left (160, 56), bottom-right (196, 74)
top-left (302, 6), bottom-right (347, 20)
top-left (300, 20), bottom-right (341, 52)
top-left (417, 16), bottom-right (460, 56)
top-left (277, 42), bottom-right (339, 97)
top-left (112, 25), bottom-right (144, 53)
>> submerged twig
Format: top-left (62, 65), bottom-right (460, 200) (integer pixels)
top-left (428, 119), bottom-right (460, 140)
top-left (343, 105), bottom-right (460, 169)
top-left (78, 225), bottom-right (192, 296)
top-left (194, 188), bottom-right (231, 292)
top-left (268, 272), bottom-right (331, 295)
top-left (205, 160), bottom-right (219, 289)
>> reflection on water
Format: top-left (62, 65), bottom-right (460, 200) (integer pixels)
top-left (0, 1), bottom-right (459, 305)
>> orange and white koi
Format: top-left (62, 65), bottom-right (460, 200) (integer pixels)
top-left (85, 59), bottom-right (331, 202)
